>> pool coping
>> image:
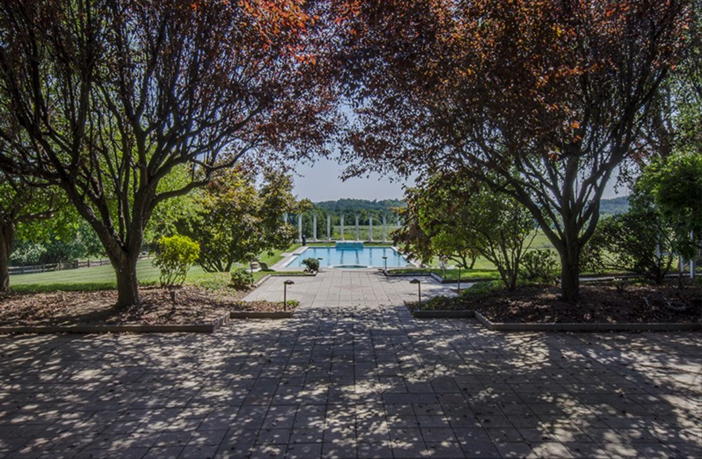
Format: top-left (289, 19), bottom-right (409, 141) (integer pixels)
top-left (274, 245), bottom-right (417, 270)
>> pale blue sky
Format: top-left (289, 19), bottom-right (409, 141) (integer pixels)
top-left (293, 157), bottom-right (626, 203)
top-left (293, 157), bottom-right (411, 202)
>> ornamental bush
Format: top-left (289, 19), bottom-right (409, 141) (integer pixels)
top-left (153, 235), bottom-right (200, 288)
top-left (301, 257), bottom-right (319, 273)
top-left (230, 268), bottom-right (254, 291)
top-left (519, 250), bottom-right (558, 284)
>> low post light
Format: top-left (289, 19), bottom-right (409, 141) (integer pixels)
top-left (409, 279), bottom-right (421, 307)
top-left (283, 280), bottom-right (295, 311)
top-left (382, 256), bottom-right (388, 275)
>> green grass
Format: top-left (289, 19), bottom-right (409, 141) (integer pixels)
top-left (388, 267), bottom-right (501, 281)
top-left (259, 244), bottom-right (301, 266)
top-left (10, 244), bottom-right (301, 293)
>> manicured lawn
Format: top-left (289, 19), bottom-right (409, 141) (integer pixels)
top-left (388, 267), bottom-right (501, 281)
top-left (10, 244), bottom-right (301, 293)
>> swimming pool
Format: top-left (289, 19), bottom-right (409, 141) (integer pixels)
top-left (285, 246), bottom-right (412, 268)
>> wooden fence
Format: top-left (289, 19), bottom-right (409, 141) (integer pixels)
top-left (9, 255), bottom-right (147, 276)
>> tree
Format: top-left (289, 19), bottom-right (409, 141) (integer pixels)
top-left (0, 0), bottom-right (333, 308)
top-left (585, 210), bottom-right (676, 284)
top-left (0, 174), bottom-right (56, 291)
top-left (463, 189), bottom-right (536, 291)
top-left (396, 172), bottom-right (535, 290)
top-left (394, 174), bottom-right (480, 268)
top-left (335, 0), bottom-right (689, 302)
top-left (637, 152), bottom-right (702, 261)
top-left (392, 195), bottom-right (437, 266)
top-left (179, 168), bottom-right (310, 272)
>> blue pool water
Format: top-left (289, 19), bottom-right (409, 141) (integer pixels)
top-left (286, 246), bottom-right (411, 268)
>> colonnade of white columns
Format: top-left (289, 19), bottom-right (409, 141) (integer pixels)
top-left (292, 213), bottom-right (391, 243)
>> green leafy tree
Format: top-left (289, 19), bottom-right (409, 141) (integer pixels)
top-left (180, 168), bottom-right (310, 272)
top-left (0, 174), bottom-right (57, 291)
top-left (638, 153), bottom-right (702, 261)
top-left (585, 209), bottom-right (675, 284)
top-left (394, 174), bottom-right (479, 268)
top-left (396, 173), bottom-right (535, 290)
top-left (392, 199), bottom-right (436, 266)
top-left (467, 190), bottom-right (536, 291)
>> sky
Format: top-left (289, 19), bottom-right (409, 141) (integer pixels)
top-left (293, 157), bottom-right (412, 203)
top-left (293, 157), bottom-right (626, 203)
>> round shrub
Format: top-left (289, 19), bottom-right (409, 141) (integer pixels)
top-left (153, 235), bottom-right (200, 287)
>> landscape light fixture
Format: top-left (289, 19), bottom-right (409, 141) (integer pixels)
top-left (409, 279), bottom-right (421, 307)
top-left (382, 256), bottom-right (388, 275)
top-left (283, 280), bottom-right (295, 311)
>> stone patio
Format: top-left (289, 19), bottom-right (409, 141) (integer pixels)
top-left (1, 270), bottom-right (700, 458)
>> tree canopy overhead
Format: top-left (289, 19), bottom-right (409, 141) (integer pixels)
top-left (0, 0), bottom-right (335, 308)
top-left (335, 0), bottom-right (690, 302)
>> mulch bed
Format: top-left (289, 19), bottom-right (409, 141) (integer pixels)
top-left (0, 286), bottom-right (287, 327)
top-left (409, 281), bottom-right (702, 324)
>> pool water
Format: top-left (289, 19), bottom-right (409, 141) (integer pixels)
top-left (286, 246), bottom-right (411, 268)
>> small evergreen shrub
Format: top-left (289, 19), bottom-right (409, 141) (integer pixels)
top-left (153, 235), bottom-right (200, 287)
top-left (230, 268), bottom-right (254, 290)
top-left (301, 257), bottom-right (319, 273)
top-left (519, 250), bottom-right (558, 284)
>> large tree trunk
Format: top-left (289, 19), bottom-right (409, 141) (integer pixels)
top-left (111, 250), bottom-right (141, 310)
top-left (0, 222), bottom-right (14, 292)
top-left (556, 228), bottom-right (581, 303)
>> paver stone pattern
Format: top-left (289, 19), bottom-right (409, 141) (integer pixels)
top-left (1, 270), bottom-right (700, 458)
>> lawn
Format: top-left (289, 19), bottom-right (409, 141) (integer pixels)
top-left (388, 267), bottom-right (502, 281)
top-left (10, 244), bottom-right (302, 293)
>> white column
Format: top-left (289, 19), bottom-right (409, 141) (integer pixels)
top-left (382, 215), bottom-right (387, 242)
top-left (340, 215), bottom-right (344, 240)
top-left (355, 215), bottom-right (359, 241)
top-left (298, 214), bottom-right (302, 243)
top-left (313, 214), bottom-right (317, 242)
top-left (369, 216), bottom-right (373, 242)
top-left (327, 214), bottom-right (331, 241)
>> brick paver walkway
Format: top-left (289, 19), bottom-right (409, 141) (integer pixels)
top-left (1, 270), bottom-right (700, 458)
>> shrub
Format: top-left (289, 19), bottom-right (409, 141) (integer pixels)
top-left (585, 210), bottom-right (675, 284)
top-left (153, 235), bottom-right (200, 287)
top-left (520, 250), bottom-right (558, 284)
top-left (301, 257), bottom-right (319, 273)
top-left (230, 268), bottom-right (254, 291)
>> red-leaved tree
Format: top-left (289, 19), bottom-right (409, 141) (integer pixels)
top-left (335, 0), bottom-right (689, 302)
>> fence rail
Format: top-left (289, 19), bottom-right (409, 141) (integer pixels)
top-left (9, 255), bottom-right (147, 276)
top-left (9, 263), bottom-right (62, 275)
